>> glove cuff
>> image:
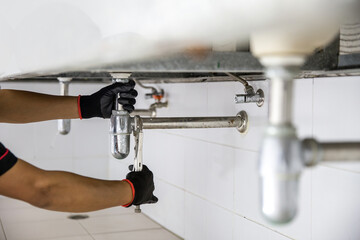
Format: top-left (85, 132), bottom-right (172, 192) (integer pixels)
top-left (77, 95), bottom-right (83, 119)
top-left (121, 179), bottom-right (135, 207)
top-left (78, 95), bottom-right (101, 119)
top-left (0, 143), bottom-right (18, 176)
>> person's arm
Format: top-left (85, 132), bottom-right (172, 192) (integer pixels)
top-left (0, 90), bottom-right (78, 123)
top-left (0, 143), bottom-right (157, 212)
top-left (0, 159), bottom-right (133, 212)
top-left (0, 81), bottom-right (137, 123)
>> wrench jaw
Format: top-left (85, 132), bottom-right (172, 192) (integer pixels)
top-left (132, 115), bottom-right (144, 213)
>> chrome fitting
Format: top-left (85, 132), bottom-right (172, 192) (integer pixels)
top-left (235, 89), bottom-right (264, 107)
top-left (57, 77), bottom-right (72, 135)
top-left (110, 110), bottom-right (131, 159)
top-left (259, 124), bottom-right (303, 224)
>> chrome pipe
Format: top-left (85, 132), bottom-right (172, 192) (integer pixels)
top-left (138, 111), bottom-right (248, 133)
top-left (131, 109), bottom-right (157, 118)
top-left (321, 142), bottom-right (360, 162)
top-left (130, 96), bottom-right (168, 118)
top-left (110, 110), bottom-right (131, 159)
top-left (266, 67), bottom-right (297, 125)
top-left (57, 77), bottom-right (72, 135)
top-left (259, 125), bottom-right (303, 224)
top-left (302, 139), bottom-right (360, 166)
top-left (259, 65), bottom-right (301, 224)
top-left (110, 79), bottom-right (131, 159)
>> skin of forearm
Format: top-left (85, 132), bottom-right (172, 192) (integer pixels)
top-left (0, 160), bottom-right (133, 212)
top-left (41, 171), bottom-right (133, 212)
top-left (0, 89), bottom-right (79, 123)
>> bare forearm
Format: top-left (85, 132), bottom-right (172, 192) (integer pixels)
top-left (0, 89), bottom-right (79, 123)
top-left (41, 171), bottom-right (133, 212)
top-left (0, 160), bottom-right (133, 212)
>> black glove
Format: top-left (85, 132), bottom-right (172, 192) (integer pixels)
top-left (79, 80), bottom-right (138, 119)
top-left (124, 165), bottom-right (158, 207)
top-left (0, 142), bottom-right (18, 176)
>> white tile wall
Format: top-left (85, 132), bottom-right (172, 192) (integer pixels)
top-left (1, 76), bottom-right (360, 240)
top-left (143, 130), bottom-right (186, 188)
top-left (313, 77), bottom-right (360, 173)
top-left (0, 82), bottom-right (110, 180)
top-left (184, 140), bottom-right (235, 210)
top-left (312, 166), bottom-right (360, 240)
top-left (313, 77), bottom-right (360, 142)
top-left (184, 193), bottom-right (233, 240)
top-left (121, 77), bottom-right (360, 240)
top-left (141, 179), bottom-right (185, 238)
top-left (233, 215), bottom-right (290, 240)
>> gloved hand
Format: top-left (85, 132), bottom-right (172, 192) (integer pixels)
top-left (0, 142), bottom-right (18, 176)
top-left (78, 80), bottom-right (137, 119)
top-left (123, 165), bottom-right (158, 207)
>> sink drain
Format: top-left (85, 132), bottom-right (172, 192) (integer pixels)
top-left (67, 214), bottom-right (89, 220)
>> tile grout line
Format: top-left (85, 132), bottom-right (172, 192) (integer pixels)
top-left (156, 177), bottom-right (294, 240)
top-left (45, 234), bottom-right (91, 240)
top-left (0, 218), bottom-right (8, 240)
top-left (318, 163), bottom-right (360, 174)
top-left (141, 213), bottom-right (183, 240)
top-left (77, 220), bottom-right (96, 240)
top-left (151, 130), bottom-right (259, 153)
top-left (311, 77), bottom-right (314, 240)
top-left (232, 152), bottom-right (236, 240)
top-left (89, 227), bottom-right (163, 238)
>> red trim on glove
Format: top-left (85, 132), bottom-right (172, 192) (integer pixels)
top-left (122, 179), bottom-right (135, 207)
top-left (0, 149), bottom-right (9, 161)
top-left (77, 95), bottom-right (83, 120)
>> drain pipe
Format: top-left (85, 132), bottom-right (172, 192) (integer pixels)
top-left (258, 64), bottom-right (360, 224)
top-left (110, 78), bottom-right (132, 159)
top-left (258, 62), bottom-right (304, 224)
top-left (302, 139), bottom-right (360, 165)
top-left (58, 77), bottom-right (72, 135)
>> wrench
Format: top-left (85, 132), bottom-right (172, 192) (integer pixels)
top-left (132, 115), bottom-right (143, 213)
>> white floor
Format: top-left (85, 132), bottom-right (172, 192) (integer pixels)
top-left (0, 197), bottom-right (182, 240)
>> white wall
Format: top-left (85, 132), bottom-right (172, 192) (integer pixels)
top-left (1, 78), bottom-right (360, 240)
top-left (0, 82), bottom-right (110, 179)
top-left (109, 77), bottom-right (360, 240)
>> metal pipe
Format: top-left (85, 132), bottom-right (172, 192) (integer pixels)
top-left (302, 139), bottom-right (360, 166)
top-left (131, 109), bottom-right (157, 118)
top-left (225, 72), bottom-right (249, 88)
top-left (259, 65), bottom-right (301, 224)
top-left (321, 142), bottom-right (360, 162)
top-left (110, 78), bottom-right (131, 159)
top-left (130, 102), bottom-right (168, 118)
top-left (138, 112), bottom-right (248, 133)
top-left (266, 67), bottom-right (297, 125)
top-left (57, 77), bottom-right (71, 135)
top-left (133, 78), bottom-right (158, 93)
